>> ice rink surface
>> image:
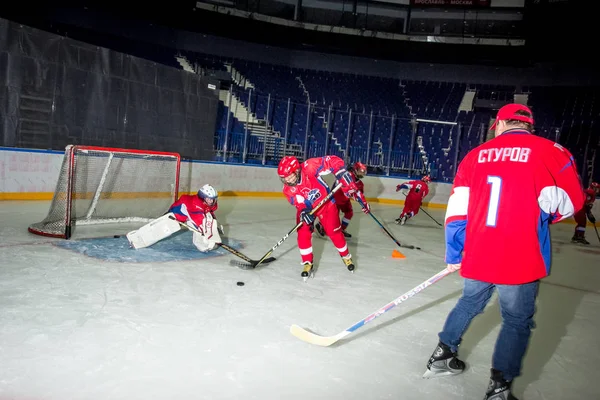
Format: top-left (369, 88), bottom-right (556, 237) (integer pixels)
top-left (0, 198), bottom-right (598, 400)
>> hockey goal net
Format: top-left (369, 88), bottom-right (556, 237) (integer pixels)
top-left (29, 145), bottom-right (181, 239)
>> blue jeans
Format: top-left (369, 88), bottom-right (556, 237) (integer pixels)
top-left (439, 278), bottom-right (539, 381)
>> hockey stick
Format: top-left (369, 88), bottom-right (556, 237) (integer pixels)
top-left (356, 197), bottom-right (421, 250)
top-left (401, 191), bottom-right (442, 227)
top-left (418, 206), bottom-right (443, 227)
top-left (233, 182), bottom-right (344, 270)
top-left (594, 224), bottom-right (600, 244)
top-left (290, 267), bottom-right (454, 346)
top-left (168, 216), bottom-right (276, 265)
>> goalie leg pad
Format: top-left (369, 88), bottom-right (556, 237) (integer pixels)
top-left (127, 212), bottom-right (182, 249)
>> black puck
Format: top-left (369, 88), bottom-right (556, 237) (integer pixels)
top-left (236, 281), bottom-right (245, 286)
top-left (114, 235), bottom-right (120, 238)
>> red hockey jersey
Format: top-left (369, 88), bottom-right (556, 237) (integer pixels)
top-left (445, 130), bottom-right (585, 284)
top-left (169, 194), bottom-right (218, 231)
top-left (402, 180), bottom-right (430, 200)
top-left (283, 155), bottom-right (346, 213)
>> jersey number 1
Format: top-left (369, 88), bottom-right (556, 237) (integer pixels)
top-left (486, 176), bottom-right (502, 227)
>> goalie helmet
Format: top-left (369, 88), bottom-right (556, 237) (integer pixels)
top-left (422, 175), bottom-right (431, 183)
top-left (198, 184), bottom-right (218, 207)
top-left (352, 161), bottom-right (367, 179)
top-left (278, 156), bottom-right (301, 186)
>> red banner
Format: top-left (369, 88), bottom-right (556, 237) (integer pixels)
top-left (410, 0), bottom-right (491, 6)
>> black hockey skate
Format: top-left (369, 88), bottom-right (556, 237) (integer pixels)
top-left (342, 230), bottom-right (352, 238)
top-left (484, 369), bottom-right (519, 400)
top-left (422, 341), bottom-right (466, 379)
top-left (394, 215), bottom-right (408, 225)
top-left (315, 222), bottom-right (326, 237)
top-left (571, 235), bottom-right (590, 245)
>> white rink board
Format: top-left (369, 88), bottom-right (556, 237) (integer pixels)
top-left (0, 148), bottom-right (64, 193)
top-left (1, 147), bottom-right (598, 218)
top-left (0, 147), bottom-right (455, 206)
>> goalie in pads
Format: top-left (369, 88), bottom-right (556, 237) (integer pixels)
top-left (127, 184), bottom-right (221, 252)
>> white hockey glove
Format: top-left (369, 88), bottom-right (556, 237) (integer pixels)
top-left (446, 263), bottom-right (461, 272)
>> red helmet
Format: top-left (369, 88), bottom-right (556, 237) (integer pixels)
top-left (278, 156), bottom-right (301, 186)
top-left (278, 156), bottom-right (300, 177)
top-left (353, 162), bottom-right (367, 178)
top-left (590, 182), bottom-right (599, 194)
top-left (422, 175), bottom-right (431, 183)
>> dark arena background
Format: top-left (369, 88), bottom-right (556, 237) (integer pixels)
top-left (1, 0), bottom-right (597, 182)
top-left (0, 1), bottom-right (598, 399)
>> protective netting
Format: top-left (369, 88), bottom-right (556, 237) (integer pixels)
top-left (28, 145), bottom-right (180, 238)
top-left (0, 18), bottom-right (218, 160)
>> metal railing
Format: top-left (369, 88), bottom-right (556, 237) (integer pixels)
top-left (214, 86), bottom-right (463, 179)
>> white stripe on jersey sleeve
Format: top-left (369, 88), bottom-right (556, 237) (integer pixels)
top-left (538, 186), bottom-right (576, 222)
top-left (445, 186), bottom-right (470, 223)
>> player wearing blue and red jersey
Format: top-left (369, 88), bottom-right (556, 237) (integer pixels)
top-left (422, 104), bottom-right (585, 400)
top-left (127, 184), bottom-right (221, 252)
top-left (169, 184), bottom-right (221, 251)
top-left (169, 185), bottom-right (218, 228)
top-left (277, 155), bottom-right (369, 279)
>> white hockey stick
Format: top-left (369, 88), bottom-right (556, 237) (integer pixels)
top-left (290, 267), bottom-right (454, 347)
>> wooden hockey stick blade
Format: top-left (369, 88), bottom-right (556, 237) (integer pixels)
top-left (289, 324), bottom-right (349, 347)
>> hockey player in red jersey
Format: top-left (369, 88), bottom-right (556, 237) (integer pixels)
top-left (423, 104), bottom-right (585, 400)
top-left (315, 161), bottom-right (367, 238)
top-left (394, 175), bottom-right (431, 225)
top-left (168, 184), bottom-right (221, 251)
top-left (277, 155), bottom-right (370, 280)
top-left (127, 184), bottom-right (221, 251)
top-left (572, 182), bottom-right (598, 244)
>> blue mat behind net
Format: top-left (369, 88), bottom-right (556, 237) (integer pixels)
top-left (53, 231), bottom-right (244, 263)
